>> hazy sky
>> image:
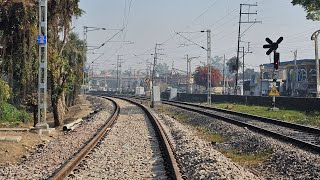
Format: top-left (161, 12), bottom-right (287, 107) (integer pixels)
top-left (73, 0), bottom-right (319, 74)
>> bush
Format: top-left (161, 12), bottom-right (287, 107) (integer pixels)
top-left (0, 101), bottom-right (31, 123)
top-left (0, 79), bottom-right (11, 102)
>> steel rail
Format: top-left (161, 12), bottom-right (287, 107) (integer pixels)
top-left (162, 101), bottom-right (320, 153)
top-left (168, 100), bottom-right (320, 135)
top-left (50, 97), bottom-right (120, 180)
top-left (130, 95), bottom-right (320, 135)
top-left (126, 96), bottom-right (320, 153)
top-left (114, 96), bottom-right (183, 180)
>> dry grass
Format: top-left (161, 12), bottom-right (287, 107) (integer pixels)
top-left (157, 104), bottom-right (273, 165)
top-left (220, 149), bottom-right (273, 165)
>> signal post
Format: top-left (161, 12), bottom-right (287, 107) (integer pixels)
top-left (263, 37), bottom-right (283, 110)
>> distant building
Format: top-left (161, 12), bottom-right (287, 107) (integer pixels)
top-left (253, 59), bottom-right (319, 97)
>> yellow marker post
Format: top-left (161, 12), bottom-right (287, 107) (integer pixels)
top-left (268, 86), bottom-right (280, 96)
top-left (269, 86), bottom-right (280, 111)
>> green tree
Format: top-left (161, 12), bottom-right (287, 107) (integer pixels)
top-left (0, 1), bottom-right (38, 103)
top-left (292, 0), bottom-right (320, 20)
top-left (0, 0), bottom-right (84, 127)
top-left (63, 33), bottom-right (85, 107)
top-left (47, 0), bottom-right (84, 126)
top-left (226, 56), bottom-right (242, 74)
top-left (155, 62), bottom-right (169, 75)
top-left (211, 56), bottom-right (224, 72)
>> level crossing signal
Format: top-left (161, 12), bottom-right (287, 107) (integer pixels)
top-left (263, 37), bottom-right (283, 71)
top-left (263, 37), bottom-right (283, 55)
top-left (274, 52), bottom-right (280, 70)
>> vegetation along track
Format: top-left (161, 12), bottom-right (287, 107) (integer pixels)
top-left (50, 97), bottom-right (120, 180)
top-left (131, 96), bottom-right (320, 153)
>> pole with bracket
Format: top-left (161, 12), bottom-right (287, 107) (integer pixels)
top-left (37, 0), bottom-right (49, 129)
top-left (311, 30), bottom-right (320, 98)
top-left (207, 30), bottom-right (212, 105)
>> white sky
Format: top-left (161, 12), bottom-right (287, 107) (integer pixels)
top-left (73, 0), bottom-right (320, 74)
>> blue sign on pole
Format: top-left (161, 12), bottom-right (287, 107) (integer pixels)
top-left (37, 35), bottom-right (47, 44)
top-left (83, 66), bottom-right (87, 72)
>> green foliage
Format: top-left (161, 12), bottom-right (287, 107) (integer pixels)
top-left (155, 63), bottom-right (170, 75)
top-left (0, 1), bottom-right (84, 126)
top-left (221, 149), bottom-right (273, 165)
top-left (195, 126), bottom-right (225, 143)
top-left (211, 56), bottom-right (224, 72)
top-left (0, 79), bottom-right (11, 101)
top-left (292, 0), bottom-right (320, 20)
top-left (213, 103), bottom-right (320, 127)
top-left (227, 56), bottom-right (242, 74)
top-left (0, 101), bottom-right (30, 123)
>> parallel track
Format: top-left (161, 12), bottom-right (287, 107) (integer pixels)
top-left (130, 96), bottom-right (320, 153)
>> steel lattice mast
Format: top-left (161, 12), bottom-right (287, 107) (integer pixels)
top-left (37, 0), bottom-right (49, 129)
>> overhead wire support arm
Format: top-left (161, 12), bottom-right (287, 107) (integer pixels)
top-left (235, 3), bottom-right (261, 95)
top-left (96, 27), bottom-right (126, 50)
top-left (175, 32), bottom-right (207, 51)
top-left (85, 26), bottom-right (122, 32)
top-left (240, 12), bottom-right (258, 15)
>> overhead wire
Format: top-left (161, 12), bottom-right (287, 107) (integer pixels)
top-left (132, 0), bottom-right (263, 69)
top-left (96, 0), bottom-right (134, 68)
top-left (186, 0), bottom-right (220, 29)
top-left (134, 0), bottom-right (222, 57)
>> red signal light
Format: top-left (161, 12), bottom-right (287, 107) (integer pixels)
top-left (274, 52), bottom-right (280, 70)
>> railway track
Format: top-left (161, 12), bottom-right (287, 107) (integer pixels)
top-left (50, 96), bottom-right (182, 179)
top-left (128, 96), bottom-right (320, 153)
top-left (50, 97), bottom-right (120, 180)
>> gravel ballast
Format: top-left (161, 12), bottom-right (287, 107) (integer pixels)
top-left (0, 96), bottom-right (113, 179)
top-left (158, 105), bottom-right (320, 179)
top-left (69, 98), bottom-right (168, 179)
top-left (152, 110), bottom-right (258, 179)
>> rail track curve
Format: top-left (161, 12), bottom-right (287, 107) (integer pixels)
top-left (50, 96), bottom-right (182, 180)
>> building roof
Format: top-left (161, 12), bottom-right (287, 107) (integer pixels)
top-left (262, 59), bottom-right (316, 68)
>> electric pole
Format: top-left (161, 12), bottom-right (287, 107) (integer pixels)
top-left (238, 41), bottom-right (252, 95)
top-left (37, 0), bottom-right (48, 129)
top-left (185, 55), bottom-right (199, 94)
top-left (235, 3), bottom-right (261, 95)
top-left (82, 27), bottom-right (87, 94)
top-left (117, 55), bottom-right (123, 93)
top-left (146, 59), bottom-right (150, 86)
top-left (206, 30), bottom-right (212, 105)
top-left (151, 44), bottom-right (159, 107)
top-left (223, 55), bottom-right (226, 95)
top-left (150, 43), bottom-right (164, 107)
top-left (292, 49), bottom-right (298, 96)
top-left (312, 30), bottom-right (320, 97)
top-left (176, 30), bottom-right (212, 102)
top-left (242, 46), bottom-right (245, 94)
top-left (186, 55), bottom-right (189, 83)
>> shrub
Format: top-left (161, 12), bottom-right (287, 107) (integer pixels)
top-left (0, 101), bottom-right (31, 123)
top-left (0, 79), bottom-right (11, 102)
